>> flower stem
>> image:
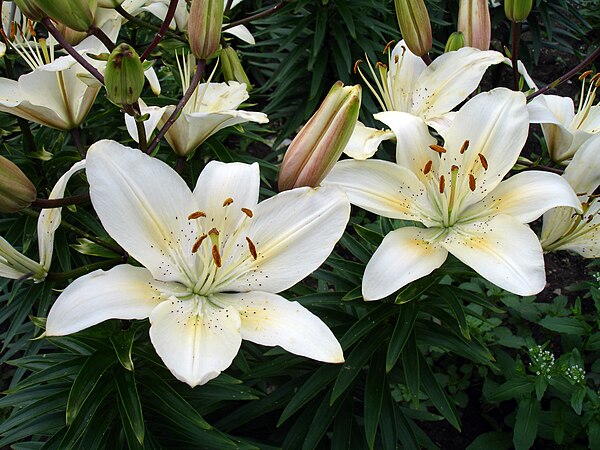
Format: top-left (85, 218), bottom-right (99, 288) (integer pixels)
top-left (70, 127), bottom-right (85, 158)
top-left (511, 21), bottom-right (521, 90)
top-left (47, 258), bottom-right (125, 282)
top-left (518, 159), bottom-right (564, 175)
top-left (32, 192), bottom-right (91, 208)
top-left (115, 5), bottom-right (187, 43)
top-left (88, 24), bottom-right (116, 52)
top-left (175, 156), bottom-right (186, 174)
top-left (222, 0), bottom-right (290, 31)
top-left (146, 59), bottom-right (206, 154)
top-left (421, 53), bottom-right (432, 66)
top-left (41, 17), bottom-right (105, 85)
top-left (140, 0), bottom-right (179, 62)
top-left (527, 45), bottom-right (600, 101)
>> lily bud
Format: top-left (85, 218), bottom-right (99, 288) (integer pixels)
top-left (221, 46), bottom-right (252, 90)
top-left (12, 0), bottom-right (46, 21)
top-left (505, 0), bottom-right (533, 22)
top-left (55, 23), bottom-right (88, 45)
top-left (394, 0), bottom-right (432, 57)
top-left (445, 32), bottom-right (465, 52)
top-left (0, 155), bottom-right (36, 213)
top-left (36, 0), bottom-right (97, 32)
top-left (105, 43), bottom-right (145, 107)
top-left (188, 0), bottom-right (224, 60)
top-left (278, 81), bottom-right (361, 191)
top-left (458, 0), bottom-right (491, 50)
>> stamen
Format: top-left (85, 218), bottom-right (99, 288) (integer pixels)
top-left (429, 144), bottom-right (447, 154)
top-left (241, 207), bottom-right (254, 218)
top-left (423, 160), bottom-right (433, 175)
top-left (222, 197), bottom-right (234, 207)
top-left (579, 70), bottom-right (593, 80)
top-left (353, 60), bottom-right (362, 74)
top-left (459, 140), bottom-right (470, 154)
top-left (439, 175), bottom-right (445, 194)
top-left (383, 40), bottom-right (396, 55)
top-left (188, 211), bottom-right (206, 220)
top-left (246, 237), bottom-right (257, 260)
top-left (375, 62), bottom-right (387, 70)
top-left (591, 73), bottom-right (600, 83)
top-left (192, 234), bottom-right (207, 253)
top-left (211, 245), bottom-right (222, 268)
top-left (394, 55), bottom-right (399, 64)
top-left (469, 174), bottom-right (476, 191)
top-left (478, 153), bottom-right (488, 170)
top-left (451, 165), bottom-right (459, 172)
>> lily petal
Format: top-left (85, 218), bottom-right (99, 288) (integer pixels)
top-left (149, 298), bottom-right (242, 387)
top-left (46, 265), bottom-right (170, 336)
top-left (38, 160), bottom-right (86, 270)
top-left (412, 47), bottom-right (504, 127)
top-left (223, 24), bottom-right (255, 45)
top-left (324, 159), bottom-right (437, 225)
top-left (562, 133), bottom-right (600, 195)
top-left (363, 226), bottom-right (448, 301)
top-left (86, 141), bottom-right (199, 285)
top-left (222, 186), bottom-right (349, 293)
top-left (215, 291), bottom-right (344, 362)
top-left (387, 40), bottom-right (427, 112)
top-left (461, 171), bottom-right (581, 223)
top-left (342, 121), bottom-right (395, 160)
top-left (442, 215), bottom-right (546, 295)
top-left (124, 100), bottom-right (167, 143)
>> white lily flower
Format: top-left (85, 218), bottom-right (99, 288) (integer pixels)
top-left (46, 141), bottom-right (348, 387)
top-left (528, 72), bottom-right (600, 163)
top-left (0, 34), bottom-right (105, 130)
top-left (324, 88), bottom-right (581, 299)
top-left (125, 52), bottom-right (267, 155)
top-left (0, 160), bottom-right (85, 281)
top-left (345, 40), bottom-right (504, 159)
top-left (541, 133), bottom-right (600, 257)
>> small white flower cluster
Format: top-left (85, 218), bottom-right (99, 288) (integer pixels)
top-left (593, 272), bottom-right (600, 283)
top-left (528, 345), bottom-right (555, 379)
top-left (563, 364), bottom-right (586, 385)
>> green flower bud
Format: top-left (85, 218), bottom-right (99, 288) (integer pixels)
top-left (504, 0), bottom-right (533, 22)
top-left (394, 0), bottom-right (432, 57)
top-left (278, 81), bottom-right (361, 191)
top-left (105, 43), bottom-right (145, 106)
top-left (0, 155), bottom-right (36, 213)
top-left (221, 46), bottom-right (252, 91)
top-left (36, 0), bottom-right (97, 32)
top-left (55, 23), bottom-right (88, 45)
top-left (188, 0), bottom-right (224, 60)
top-left (12, 0), bottom-right (46, 21)
top-left (445, 32), bottom-right (465, 52)
top-left (458, 0), bottom-right (491, 50)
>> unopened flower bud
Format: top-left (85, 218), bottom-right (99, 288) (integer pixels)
top-left (97, 0), bottom-right (124, 8)
top-left (12, 0), bottom-right (46, 21)
top-left (105, 43), bottom-right (145, 107)
top-left (445, 32), bottom-right (465, 52)
top-left (188, 0), bottom-right (224, 60)
top-left (0, 155), bottom-right (36, 213)
top-left (55, 23), bottom-right (88, 45)
top-left (278, 81), bottom-right (361, 191)
top-left (394, 0), bottom-right (432, 57)
top-left (221, 46), bottom-right (252, 90)
top-left (36, 0), bottom-right (97, 32)
top-left (505, 0), bottom-right (533, 22)
top-left (458, 0), bottom-right (491, 50)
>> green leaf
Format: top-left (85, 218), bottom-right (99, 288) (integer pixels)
top-left (331, 396), bottom-right (353, 450)
top-left (401, 332), bottom-right (420, 409)
top-left (418, 351), bottom-right (461, 431)
top-left (332, 326), bottom-right (389, 403)
top-left (513, 398), bottom-right (540, 450)
top-left (534, 376), bottom-right (547, 401)
top-left (386, 301), bottom-right (419, 372)
top-left (302, 389), bottom-right (347, 450)
top-left (114, 368), bottom-right (144, 446)
top-left (364, 351), bottom-right (385, 449)
top-left (570, 386), bottom-right (586, 414)
top-left (441, 287), bottom-right (470, 339)
top-left (66, 351), bottom-right (116, 425)
top-left (466, 432), bottom-right (512, 450)
top-left (333, 0), bottom-right (356, 38)
top-left (340, 303), bottom-right (398, 348)
top-left (486, 377), bottom-right (535, 403)
top-left (395, 275), bottom-right (439, 304)
top-left (588, 417), bottom-right (600, 450)
top-left (110, 329), bottom-right (136, 371)
top-left (353, 224), bottom-right (384, 248)
top-left (538, 316), bottom-right (591, 335)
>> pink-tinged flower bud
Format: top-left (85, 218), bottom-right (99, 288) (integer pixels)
top-left (505, 0), bottom-right (533, 22)
top-left (36, 0), bottom-right (97, 32)
top-left (0, 156), bottom-right (36, 213)
top-left (97, 0), bottom-right (124, 7)
top-left (458, 0), bottom-right (491, 50)
top-left (278, 81), bottom-right (361, 191)
top-left (55, 23), bottom-right (88, 45)
top-left (188, 0), bottom-right (224, 60)
top-left (221, 46), bottom-right (252, 91)
top-left (394, 0), bottom-right (432, 57)
top-left (445, 31), bottom-right (465, 52)
top-left (12, 0), bottom-right (46, 21)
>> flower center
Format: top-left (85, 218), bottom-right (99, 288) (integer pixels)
top-left (574, 71), bottom-right (600, 132)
